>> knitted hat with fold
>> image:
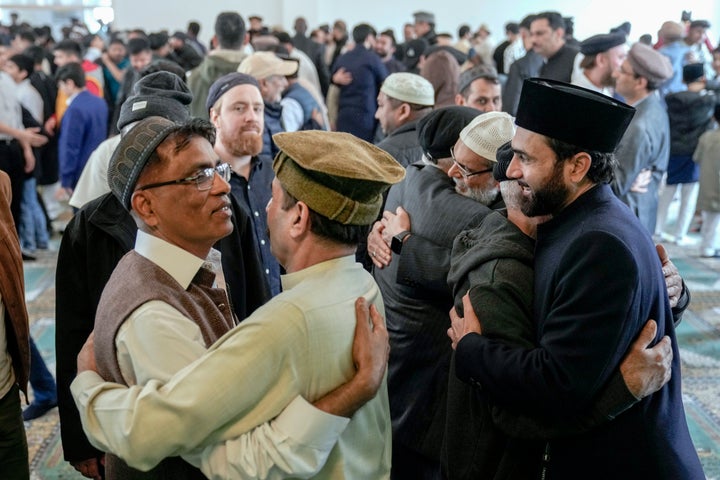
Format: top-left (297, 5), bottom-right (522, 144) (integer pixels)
top-left (117, 71), bottom-right (192, 131)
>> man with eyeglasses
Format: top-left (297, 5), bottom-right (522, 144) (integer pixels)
top-left (83, 117), bottom-right (244, 479)
top-left (54, 71), bottom-right (273, 480)
top-left (80, 118), bottom-right (395, 479)
top-left (443, 112), bottom-right (511, 207)
top-left (369, 107), bottom-right (510, 478)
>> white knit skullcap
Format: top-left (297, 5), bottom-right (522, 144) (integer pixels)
top-left (380, 72), bottom-right (435, 107)
top-left (459, 112), bottom-right (515, 162)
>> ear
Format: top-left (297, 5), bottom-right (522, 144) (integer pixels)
top-left (209, 107), bottom-right (220, 127)
top-left (566, 152), bottom-right (592, 183)
top-left (396, 103), bottom-right (412, 123)
top-left (596, 53), bottom-right (607, 68)
top-left (289, 200), bottom-right (312, 239)
top-left (130, 190), bottom-right (159, 228)
top-left (454, 93), bottom-right (466, 106)
top-left (258, 78), bottom-right (269, 92)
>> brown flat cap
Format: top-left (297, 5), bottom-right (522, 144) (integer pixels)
top-left (273, 131), bottom-right (405, 225)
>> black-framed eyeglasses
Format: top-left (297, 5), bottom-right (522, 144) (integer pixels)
top-left (450, 146), bottom-right (494, 178)
top-left (136, 163), bottom-right (231, 192)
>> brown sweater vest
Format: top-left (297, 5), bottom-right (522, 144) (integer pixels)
top-left (94, 250), bottom-right (236, 480)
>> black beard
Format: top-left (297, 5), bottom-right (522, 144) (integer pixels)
top-left (519, 163), bottom-right (569, 217)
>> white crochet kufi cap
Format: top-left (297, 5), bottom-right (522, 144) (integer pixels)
top-left (459, 111), bottom-right (516, 162)
top-left (381, 72), bottom-right (435, 107)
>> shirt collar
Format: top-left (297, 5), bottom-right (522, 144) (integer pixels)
top-left (281, 255), bottom-right (357, 291)
top-left (134, 230), bottom-right (210, 289)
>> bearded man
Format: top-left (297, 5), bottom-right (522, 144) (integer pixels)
top-left (207, 72), bottom-right (281, 295)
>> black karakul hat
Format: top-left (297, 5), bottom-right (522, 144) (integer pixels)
top-left (515, 78), bottom-right (635, 153)
top-left (580, 31), bottom-right (626, 56)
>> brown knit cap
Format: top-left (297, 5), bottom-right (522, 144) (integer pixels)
top-left (107, 116), bottom-right (177, 210)
top-left (272, 131), bottom-right (405, 225)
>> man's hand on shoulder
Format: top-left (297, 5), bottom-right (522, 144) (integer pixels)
top-left (351, 297), bottom-right (389, 400)
top-left (657, 244), bottom-right (682, 308)
top-left (620, 320), bottom-right (672, 399)
top-left (368, 220), bottom-right (391, 269)
top-left (448, 292), bottom-right (483, 350)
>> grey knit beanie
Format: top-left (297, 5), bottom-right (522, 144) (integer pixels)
top-left (116, 71), bottom-right (192, 131)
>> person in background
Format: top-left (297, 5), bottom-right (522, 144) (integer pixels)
top-left (99, 36), bottom-right (128, 133)
top-left (375, 72), bottom-right (434, 167)
top-left (530, 11), bottom-right (579, 83)
top-left (376, 30), bottom-right (406, 74)
top-left (413, 11), bottom-right (437, 46)
top-left (206, 72), bottom-right (282, 295)
top-left (502, 14), bottom-right (542, 116)
top-left (455, 65), bottom-right (502, 112)
top-left (188, 11), bottom-right (248, 119)
top-left (238, 51), bottom-right (298, 159)
top-left (612, 43), bottom-right (673, 235)
top-left (694, 104), bottom-right (720, 257)
top-left (657, 62), bottom-right (717, 245)
top-left (571, 30), bottom-right (628, 96)
top-left (54, 62), bottom-right (107, 200)
top-left (331, 23), bottom-right (388, 142)
top-left (186, 21), bottom-right (207, 56)
top-left (3, 53), bottom-right (49, 253)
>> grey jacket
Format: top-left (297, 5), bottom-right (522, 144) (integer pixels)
top-left (376, 120), bottom-right (423, 167)
top-left (613, 92), bottom-right (670, 233)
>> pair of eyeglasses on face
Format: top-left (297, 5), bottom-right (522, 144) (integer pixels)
top-left (136, 162), bottom-right (231, 192)
top-left (450, 146), bottom-right (494, 178)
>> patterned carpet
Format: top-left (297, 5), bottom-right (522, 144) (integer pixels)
top-left (22, 227), bottom-right (720, 479)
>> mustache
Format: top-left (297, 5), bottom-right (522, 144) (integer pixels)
top-left (239, 125), bottom-right (262, 134)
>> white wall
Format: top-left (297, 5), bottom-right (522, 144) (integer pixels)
top-left (112, 0), bottom-right (720, 49)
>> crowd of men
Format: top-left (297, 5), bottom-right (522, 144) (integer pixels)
top-left (0, 7), bottom-right (718, 480)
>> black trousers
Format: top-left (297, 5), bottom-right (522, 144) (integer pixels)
top-left (0, 140), bottom-right (26, 234)
top-left (0, 383), bottom-right (29, 480)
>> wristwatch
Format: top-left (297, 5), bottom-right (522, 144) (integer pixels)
top-left (391, 230), bottom-right (412, 254)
